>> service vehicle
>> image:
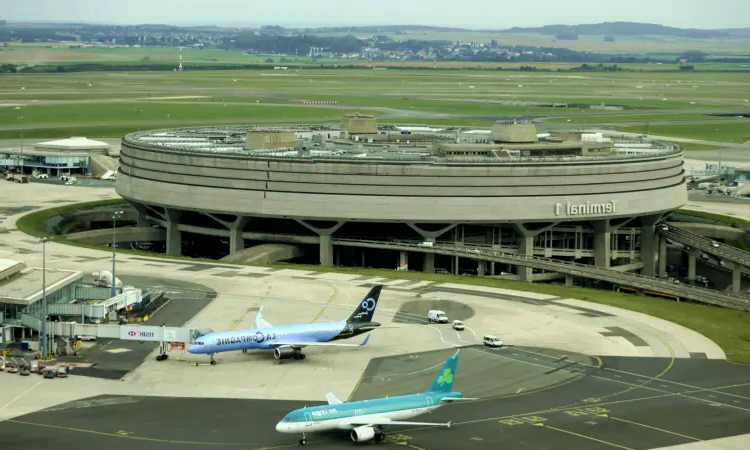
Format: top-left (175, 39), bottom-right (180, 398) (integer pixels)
top-left (483, 335), bottom-right (503, 348)
top-left (452, 320), bottom-right (465, 331)
top-left (427, 310), bottom-right (449, 323)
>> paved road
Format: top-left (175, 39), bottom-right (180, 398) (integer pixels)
top-left (2, 347), bottom-right (748, 450)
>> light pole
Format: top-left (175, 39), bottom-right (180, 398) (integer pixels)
top-left (111, 210), bottom-right (124, 298)
top-left (38, 237), bottom-right (51, 359)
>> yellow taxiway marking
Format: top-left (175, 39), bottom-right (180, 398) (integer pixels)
top-left (394, 381), bottom-right (750, 434)
top-left (0, 419), bottom-right (301, 449)
top-left (311, 283), bottom-right (339, 323)
top-left (600, 414), bottom-right (702, 441)
top-left (229, 304), bottom-right (259, 331)
top-left (534, 422), bottom-right (634, 450)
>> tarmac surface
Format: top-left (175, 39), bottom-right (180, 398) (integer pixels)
top-left (2, 346), bottom-right (749, 450)
top-left (64, 275), bottom-right (217, 380)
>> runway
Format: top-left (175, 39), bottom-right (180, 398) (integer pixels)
top-left (2, 347), bottom-right (749, 450)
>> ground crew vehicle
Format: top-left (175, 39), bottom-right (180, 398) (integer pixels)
top-left (427, 310), bottom-right (449, 323)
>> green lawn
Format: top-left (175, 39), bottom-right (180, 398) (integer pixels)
top-left (544, 113), bottom-right (739, 124)
top-left (616, 122), bottom-right (750, 143)
top-left (2, 102), bottom-right (371, 126)
top-left (16, 199), bottom-right (750, 363)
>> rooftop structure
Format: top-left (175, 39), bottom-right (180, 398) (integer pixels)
top-left (115, 115), bottom-right (686, 282)
top-left (0, 259), bottom-right (83, 308)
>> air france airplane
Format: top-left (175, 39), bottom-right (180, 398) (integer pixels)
top-left (186, 285), bottom-right (383, 365)
top-left (276, 353), bottom-right (475, 446)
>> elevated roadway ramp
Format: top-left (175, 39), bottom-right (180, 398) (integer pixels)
top-left (66, 226), bottom-right (166, 245)
top-left (666, 222), bottom-right (744, 241)
top-left (89, 154), bottom-right (119, 176)
top-left (660, 224), bottom-right (750, 269)
top-left (332, 238), bottom-right (750, 311)
top-left (219, 243), bottom-right (305, 264)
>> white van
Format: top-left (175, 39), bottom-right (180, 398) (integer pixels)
top-left (427, 310), bottom-right (449, 323)
top-left (418, 241), bottom-right (434, 248)
top-left (483, 335), bottom-right (503, 348)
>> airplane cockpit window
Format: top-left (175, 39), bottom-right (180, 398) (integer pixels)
top-left (194, 341), bottom-right (204, 346)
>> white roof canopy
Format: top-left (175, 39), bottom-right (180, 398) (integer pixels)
top-left (34, 136), bottom-right (111, 150)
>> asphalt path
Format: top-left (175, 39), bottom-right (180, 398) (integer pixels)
top-left (2, 346), bottom-right (749, 450)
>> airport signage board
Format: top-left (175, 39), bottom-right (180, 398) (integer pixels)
top-left (554, 200), bottom-right (618, 216)
top-left (120, 327), bottom-right (159, 341)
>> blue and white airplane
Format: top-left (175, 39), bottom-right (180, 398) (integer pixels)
top-left (186, 285), bottom-right (383, 365)
top-left (276, 353), bottom-right (475, 446)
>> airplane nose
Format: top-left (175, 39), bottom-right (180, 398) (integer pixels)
top-left (275, 422), bottom-right (284, 432)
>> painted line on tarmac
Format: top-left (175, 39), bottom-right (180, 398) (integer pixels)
top-left (602, 414), bottom-right (702, 442)
top-left (534, 423), bottom-right (634, 450)
top-left (311, 283), bottom-right (339, 323)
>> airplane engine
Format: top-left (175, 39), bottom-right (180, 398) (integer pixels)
top-left (350, 426), bottom-right (376, 442)
top-left (274, 346), bottom-right (302, 360)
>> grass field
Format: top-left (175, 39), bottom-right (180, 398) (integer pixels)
top-left (16, 199), bottom-right (750, 363)
top-left (1, 68), bottom-right (748, 143)
top-left (615, 122), bottom-right (750, 144)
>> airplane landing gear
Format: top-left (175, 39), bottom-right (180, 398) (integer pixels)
top-left (209, 354), bottom-right (217, 365)
top-left (293, 354), bottom-right (306, 360)
top-left (299, 433), bottom-right (307, 445)
top-left (375, 426), bottom-right (385, 442)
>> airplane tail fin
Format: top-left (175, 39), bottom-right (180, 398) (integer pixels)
top-left (346, 285), bottom-right (383, 324)
top-left (425, 353), bottom-right (458, 394)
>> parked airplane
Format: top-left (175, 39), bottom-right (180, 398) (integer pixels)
top-left (186, 285), bottom-right (383, 365)
top-left (276, 352), bottom-right (475, 445)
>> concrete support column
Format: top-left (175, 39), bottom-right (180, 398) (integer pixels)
top-left (490, 261), bottom-right (495, 276)
top-left (319, 235), bottom-right (333, 266)
top-left (565, 275), bottom-right (574, 286)
top-left (399, 251), bottom-right (408, 268)
top-left (732, 266), bottom-right (741, 294)
top-left (639, 215), bottom-right (660, 277)
top-left (688, 249), bottom-right (699, 284)
top-left (517, 236), bottom-right (533, 282)
top-left (165, 209), bottom-right (183, 256)
top-left (296, 220), bottom-right (345, 267)
top-left (361, 250), bottom-right (365, 268)
top-left (593, 220), bottom-right (611, 269)
top-left (658, 235), bottom-right (667, 278)
top-left (424, 253), bottom-right (435, 273)
top-left (477, 260), bottom-right (486, 276)
top-left (229, 217), bottom-right (253, 254)
top-left (129, 203), bottom-right (151, 228)
top-left (454, 256), bottom-right (459, 275)
top-left (513, 222), bottom-right (559, 283)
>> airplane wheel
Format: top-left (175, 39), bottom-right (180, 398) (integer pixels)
top-left (375, 433), bottom-right (385, 442)
top-left (299, 438), bottom-right (306, 445)
top-left (210, 360), bottom-right (217, 365)
top-left (299, 354), bottom-right (306, 360)
top-left (156, 355), bottom-right (163, 361)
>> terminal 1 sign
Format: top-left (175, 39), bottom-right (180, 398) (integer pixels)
top-left (555, 200), bottom-right (618, 216)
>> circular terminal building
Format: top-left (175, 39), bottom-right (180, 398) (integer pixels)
top-left (115, 116), bottom-right (687, 280)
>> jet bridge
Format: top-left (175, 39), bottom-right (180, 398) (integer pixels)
top-left (19, 318), bottom-right (205, 361)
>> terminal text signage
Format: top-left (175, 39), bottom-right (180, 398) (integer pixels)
top-left (555, 200), bottom-right (618, 216)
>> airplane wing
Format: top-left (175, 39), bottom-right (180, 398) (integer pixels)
top-left (325, 393), bottom-right (343, 405)
top-left (347, 418), bottom-right (451, 428)
top-left (256, 306), bottom-right (273, 329)
top-left (274, 335), bottom-right (370, 348)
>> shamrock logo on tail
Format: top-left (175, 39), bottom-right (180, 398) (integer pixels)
top-left (438, 368), bottom-right (453, 385)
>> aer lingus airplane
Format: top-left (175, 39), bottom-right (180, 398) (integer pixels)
top-left (187, 285), bottom-right (383, 365)
top-left (276, 353), bottom-right (475, 445)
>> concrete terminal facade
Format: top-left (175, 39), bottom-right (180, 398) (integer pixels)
top-left (115, 118), bottom-right (688, 280)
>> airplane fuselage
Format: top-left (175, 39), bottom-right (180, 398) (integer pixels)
top-left (187, 320), bottom-right (379, 355)
top-left (276, 392), bottom-right (463, 434)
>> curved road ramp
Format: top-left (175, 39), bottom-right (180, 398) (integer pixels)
top-left (220, 243), bottom-right (305, 264)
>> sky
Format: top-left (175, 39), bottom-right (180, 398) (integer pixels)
top-left (2, 0), bottom-right (748, 29)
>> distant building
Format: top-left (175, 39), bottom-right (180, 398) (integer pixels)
top-left (0, 137), bottom-right (111, 176)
